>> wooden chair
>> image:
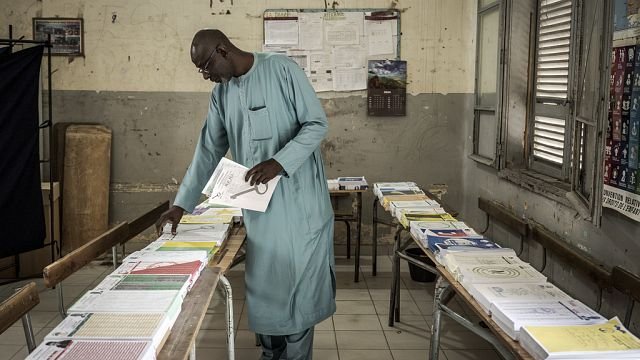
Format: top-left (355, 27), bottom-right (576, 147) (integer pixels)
top-left (0, 282), bottom-right (39, 353)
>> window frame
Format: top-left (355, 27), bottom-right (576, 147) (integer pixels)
top-left (484, 0), bottom-right (612, 226)
top-left (471, 0), bottom-right (508, 168)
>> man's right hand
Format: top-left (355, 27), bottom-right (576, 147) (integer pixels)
top-left (155, 205), bottom-right (185, 236)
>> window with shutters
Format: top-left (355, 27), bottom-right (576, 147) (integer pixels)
top-left (528, 0), bottom-right (577, 180)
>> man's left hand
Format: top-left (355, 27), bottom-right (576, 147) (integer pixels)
top-left (245, 158), bottom-right (284, 185)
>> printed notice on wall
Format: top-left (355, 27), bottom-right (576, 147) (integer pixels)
top-left (603, 45), bottom-right (640, 222)
top-left (262, 9), bottom-right (400, 93)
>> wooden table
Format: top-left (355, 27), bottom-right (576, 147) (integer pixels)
top-left (330, 189), bottom-right (366, 282)
top-left (388, 225), bottom-right (534, 360)
top-left (158, 226), bottom-right (246, 360)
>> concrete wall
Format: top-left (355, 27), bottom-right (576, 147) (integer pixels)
top-left (2, 0), bottom-right (477, 244)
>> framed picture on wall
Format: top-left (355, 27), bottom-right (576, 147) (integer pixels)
top-left (32, 18), bottom-right (84, 56)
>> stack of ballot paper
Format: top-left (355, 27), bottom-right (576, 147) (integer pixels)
top-left (375, 183), bottom-right (428, 209)
top-left (190, 200), bottom-right (242, 219)
top-left (467, 282), bottom-right (570, 315)
top-left (45, 312), bottom-right (172, 352)
top-left (389, 199), bottom-right (442, 217)
top-left (491, 299), bottom-right (606, 340)
top-left (27, 340), bottom-right (155, 360)
top-left (93, 274), bottom-right (191, 298)
top-left (114, 258), bottom-right (204, 291)
top-left (409, 221), bottom-right (488, 251)
top-left (373, 182), bottom-right (419, 198)
top-left (161, 223), bottom-right (230, 242)
top-left (454, 261), bottom-right (546, 288)
top-left (441, 251), bottom-right (523, 275)
top-left (337, 176), bottom-right (369, 190)
top-left (397, 209), bottom-right (455, 227)
top-left (520, 317), bottom-right (640, 359)
top-left (327, 179), bottom-right (340, 191)
top-left (180, 208), bottom-right (240, 224)
top-left (68, 290), bottom-right (183, 319)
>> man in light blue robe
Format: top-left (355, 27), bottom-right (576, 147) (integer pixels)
top-left (156, 29), bottom-right (336, 359)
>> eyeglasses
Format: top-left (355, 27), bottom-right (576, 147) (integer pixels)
top-left (197, 47), bottom-right (218, 75)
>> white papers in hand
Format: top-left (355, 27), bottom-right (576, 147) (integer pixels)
top-left (202, 158), bottom-right (281, 212)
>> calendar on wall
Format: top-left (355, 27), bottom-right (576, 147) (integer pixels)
top-left (367, 60), bottom-right (407, 116)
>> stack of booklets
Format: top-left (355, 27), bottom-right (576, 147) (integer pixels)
top-left (326, 176), bottom-right (369, 190)
top-left (26, 340), bottom-right (155, 360)
top-left (389, 199), bottom-right (442, 217)
top-left (141, 223), bottom-right (230, 256)
top-left (467, 282), bottom-right (571, 315)
top-left (113, 257), bottom-right (205, 292)
top-left (180, 208), bottom-right (239, 224)
top-left (327, 179), bottom-right (339, 191)
top-left (519, 317), bottom-right (640, 359)
top-left (397, 209), bottom-right (455, 227)
top-left (45, 312), bottom-right (172, 353)
top-left (338, 176), bottom-right (369, 190)
top-left (94, 274), bottom-right (191, 297)
top-left (373, 182), bottom-right (430, 209)
top-left (189, 200), bottom-right (242, 219)
top-left (442, 251), bottom-right (547, 288)
top-left (373, 182), bottom-right (419, 198)
top-left (409, 220), bottom-right (493, 253)
top-left (491, 298), bottom-right (606, 340)
top-left (68, 290), bottom-right (183, 318)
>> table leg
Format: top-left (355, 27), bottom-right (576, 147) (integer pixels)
top-left (388, 225), bottom-right (401, 326)
top-left (354, 192), bottom-right (362, 283)
top-left (429, 276), bottom-right (446, 360)
top-left (219, 275), bottom-right (235, 360)
top-left (352, 196), bottom-right (360, 282)
top-left (371, 198), bottom-right (378, 277)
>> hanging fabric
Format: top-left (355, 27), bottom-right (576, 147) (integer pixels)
top-left (0, 45), bottom-right (46, 257)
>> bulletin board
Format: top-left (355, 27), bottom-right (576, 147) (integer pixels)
top-left (262, 8), bottom-right (401, 93)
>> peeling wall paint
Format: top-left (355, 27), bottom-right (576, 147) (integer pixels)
top-left (48, 90), bottom-right (471, 241)
top-left (1, 0), bottom-right (476, 94)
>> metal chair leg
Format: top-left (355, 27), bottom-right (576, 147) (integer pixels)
top-left (21, 313), bottom-right (37, 353)
top-left (112, 246), bottom-right (118, 270)
top-left (57, 284), bottom-right (66, 318)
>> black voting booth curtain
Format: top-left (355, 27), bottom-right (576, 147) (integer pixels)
top-left (0, 45), bottom-right (46, 258)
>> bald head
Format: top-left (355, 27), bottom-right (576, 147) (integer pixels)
top-left (190, 29), bottom-right (254, 83)
top-left (191, 29), bottom-right (233, 64)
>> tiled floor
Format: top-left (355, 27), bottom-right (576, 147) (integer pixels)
top-left (0, 251), bottom-right (503, 360)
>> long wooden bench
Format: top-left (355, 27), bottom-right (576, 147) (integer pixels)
top-left (42, 201), bottom-right (169, 315)
top-left (0, 282), bottom-right (39, 353)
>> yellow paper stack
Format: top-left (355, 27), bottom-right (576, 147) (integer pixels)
top-left (519, 317), bottom-right (640, 359)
